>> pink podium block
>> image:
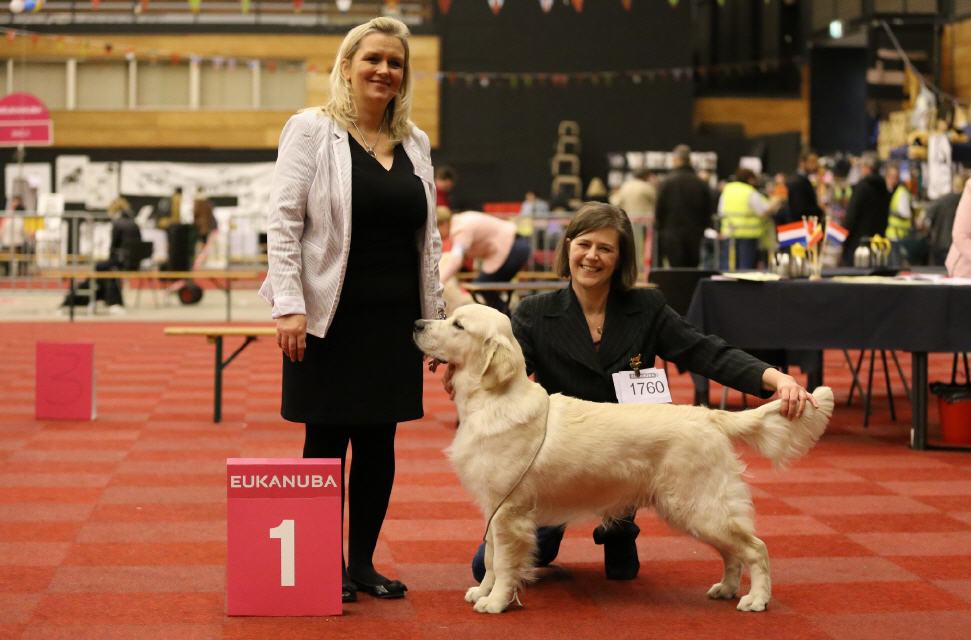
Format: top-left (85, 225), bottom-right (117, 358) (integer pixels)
top-left (227, 458), bottom-right (343, 616)
top-left (35, 342), bottom-right (96, 420)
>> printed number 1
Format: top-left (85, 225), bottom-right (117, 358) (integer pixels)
top-left (269, 519), bottom-right (296, 587)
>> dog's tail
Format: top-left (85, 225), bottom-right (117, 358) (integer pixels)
top-left (711, 386), bottom-right (834, 466)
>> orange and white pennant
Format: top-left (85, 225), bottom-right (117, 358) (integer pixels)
top-left (539, 0), bottom-right (553, 12)
top-left (572, 0), bottom-right (583, 12)
top-left (488, 0), bottom-right (503, 15)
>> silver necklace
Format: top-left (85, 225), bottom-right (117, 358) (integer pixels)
top-left (350, 120), bottom-right (382, 157)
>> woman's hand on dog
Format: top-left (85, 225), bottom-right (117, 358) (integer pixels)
top-left (276, 313), bottom-right (307, 363)
top-left (762, 369), bottom-right (817, 419)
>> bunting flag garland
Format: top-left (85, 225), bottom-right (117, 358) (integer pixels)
top-left (293, 0), bottom-right (302, 12)
top-left (571, 0), bottom-right (583, 12)
top-left (0, 24), bottom-right (805, 97)
top-left (488, 0), bottom-right (503, 15)
top-left (437, 0), bottom-right (451, 14)
top-left (539, 0), bottom-right (553, 12)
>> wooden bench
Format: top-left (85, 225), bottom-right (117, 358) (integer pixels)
top-left (164, 326), bottom-right (276, 423)
top-left (41, 269), bottom-right (265, 321)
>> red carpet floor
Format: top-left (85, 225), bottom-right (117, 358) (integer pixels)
top-left (1, 322), bottom-right (970, 639)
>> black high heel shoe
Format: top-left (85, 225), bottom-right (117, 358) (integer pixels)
top-left (342, 580), bottom-right (358, 603)
top-left (349, 576), bottom-right (408, 599)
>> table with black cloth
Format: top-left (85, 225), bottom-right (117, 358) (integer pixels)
top-left (685, 277), bottom-right (971, 450)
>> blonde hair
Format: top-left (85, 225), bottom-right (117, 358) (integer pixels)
top-left (324, 17), bottom-right (414, 143)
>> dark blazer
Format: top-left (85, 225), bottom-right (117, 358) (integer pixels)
top-left (842, 172), bottom-right (891, 265)
top-left (511, 286), bottom-right (772, 404)
top-left (655, 166), bottom-right (713, 233)
top-left (781, 172), bottom-right (823, 224)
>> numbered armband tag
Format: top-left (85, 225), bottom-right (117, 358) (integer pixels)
top-left (611, 368), bottom-right (673, 404)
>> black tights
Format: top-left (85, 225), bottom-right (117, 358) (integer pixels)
top-left (304, 423), bottom-right (397, 583)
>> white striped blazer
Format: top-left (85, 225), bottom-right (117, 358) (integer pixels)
top-left (259, 109), bottom-right (445, 337)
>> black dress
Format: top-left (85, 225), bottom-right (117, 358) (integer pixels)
top-left (281, 136), bottom-right (428, 424)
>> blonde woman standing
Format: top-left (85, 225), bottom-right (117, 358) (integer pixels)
top-left (260, 17), bottom-right (444, 603)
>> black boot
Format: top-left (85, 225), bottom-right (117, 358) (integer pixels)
top-left (593, 520), bottom-right (640, 580)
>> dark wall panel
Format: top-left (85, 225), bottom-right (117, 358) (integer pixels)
top-left (434, 0), bottom-right (694, 208)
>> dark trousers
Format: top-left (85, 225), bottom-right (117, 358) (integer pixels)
top-left (475, 236), bottom-right (531, 315)
top-left (719, 238), bottom-right (759, 270)
top-left (95, 260), bottom-right (124, 307)
top-left (471, 515), bottom-right (640, 582)
top-left (304, 423), bottom-right (397, 576)
top-left (658, 230), bottom-right (703, 268)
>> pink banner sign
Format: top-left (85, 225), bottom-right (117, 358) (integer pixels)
top-left (0, 93), bottom-right (53, 147)
top-left (227, 458), bottom-right (343, 616)
top-left (35, 342), bottom-right (96, 421)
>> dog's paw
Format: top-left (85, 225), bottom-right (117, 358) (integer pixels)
top-left (473, 595), bottom-right (509, 614)
top-left (465, 586), bottom-right (490, 603)
top-left (737, 593), bottom-right (769, 612)
top-left (707, 582), bottom-right (737, 600)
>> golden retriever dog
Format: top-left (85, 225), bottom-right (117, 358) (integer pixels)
top-left (413, 304), bottom-right (834, 615)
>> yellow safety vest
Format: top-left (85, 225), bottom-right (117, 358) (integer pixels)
top-left (885, 185), bottom-right (911, 240)
top-left (719, 181), bottom-right (764, 239)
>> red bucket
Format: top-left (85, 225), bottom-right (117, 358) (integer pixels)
top-left (938, 395), bottom-right (971, 445)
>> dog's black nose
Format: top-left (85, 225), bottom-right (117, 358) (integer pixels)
top-left (414, 320), bottom-right (427, 333)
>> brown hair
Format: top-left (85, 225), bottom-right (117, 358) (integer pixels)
top-left (554, 202), bottom-right (638, 292)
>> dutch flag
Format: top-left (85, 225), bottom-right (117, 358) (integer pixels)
top-left (776, 222), bottom-right (806, 248)
top-left (826, 221), bottom-right (849, 246)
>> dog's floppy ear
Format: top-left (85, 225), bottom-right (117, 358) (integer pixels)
top-left (478, 334), bottom-right (518, 390)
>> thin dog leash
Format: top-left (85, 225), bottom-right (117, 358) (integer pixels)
top-left (481, 399), bottom-right (551, 543)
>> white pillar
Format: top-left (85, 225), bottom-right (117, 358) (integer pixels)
top-left (189, 57), bottom-right (200, 110)
top-left (251, 62), bottom-right (261, 109)
top-left (128, 58), bottom-right (137, 109)
top-left (65, 59), bottom-right (77, 110)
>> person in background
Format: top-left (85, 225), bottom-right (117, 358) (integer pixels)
top-left (781, 150), bottom-right (823, 224)
top-left (946, 176), bottom-right (971, 277)
top-left (520, 190), bottom-right (550, 217)
top-left (610, 168), bottom-right (656, 274)
top-left (842, 153), bottom-right (890, 266)
top-left (155, 187), bottom-right (182, 229)
top-left (0, 195), bottom-right (27, 256)
top-left (259, 16), bottom-right (444, 605)
top-left (717, 167), bottom-right (782, 270)
top-left (655, 144), bottom-right (713, 268)
top-left (435, 165), bottom-right (456, 209)
top-left (437, 208), bottom-right (530, 315)
top-left (822, 157), bottom-right (853, 225)
top-left (611, 169), bottom-right (656, 222)
top-left (771, 173), bottom-right (788, 200)
top-left (926, 173), bottom-right (966, 266)
top-left (192, 188), bottom-right (217, 244)
top-left (453, 202), bottom-right (816, 585)
top-left (884, 164), bottom-right (913, 253)
top-left (61, 197), bottom-right (142, 315)
top-left (586, 177), bottom-right (609, 203)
